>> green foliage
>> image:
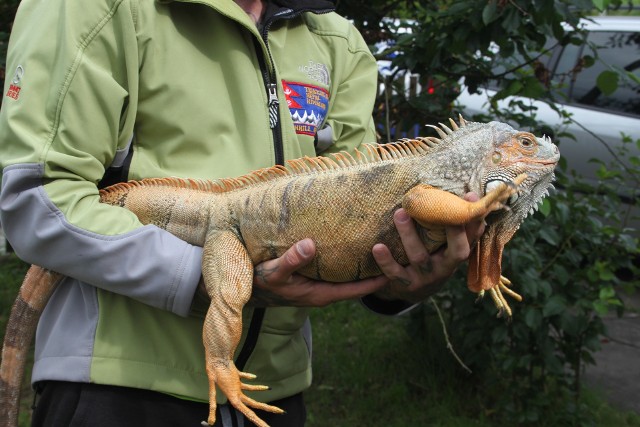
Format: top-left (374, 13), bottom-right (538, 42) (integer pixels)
top-left (414, 135), bottom-right (639, 425)
top-left (307, 300), bottom-right (640, 426)
top-left (336, 0), bottom-right (640, 424)
top-left (336, 0), bottom-right (631, 135)
top-left (415, 158), bottom-right (639, 424)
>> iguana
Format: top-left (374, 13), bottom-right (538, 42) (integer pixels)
top-left (0, 117), bottom-right (559, 427)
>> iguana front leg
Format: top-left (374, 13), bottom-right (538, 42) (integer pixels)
top-left (200, 231), bottom-right (284, 427)
top-left (402, 175), bottom-right (526, 316)
top-left (402, 174), bottom-right (526, 227)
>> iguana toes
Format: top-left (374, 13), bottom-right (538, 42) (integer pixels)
top-left (0, 117), bottom-right (559, 427)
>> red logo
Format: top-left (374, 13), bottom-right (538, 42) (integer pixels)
top-left (6, 65), bottom-right (24, 100)
top-left (6, 84), bottom-right (21, 100)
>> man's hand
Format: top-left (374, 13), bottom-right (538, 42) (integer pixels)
top-left (249, 239), bottom-right (388, 307)
top-left (371, 192), bottom-right (485, 303)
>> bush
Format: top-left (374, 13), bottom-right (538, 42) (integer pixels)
top-left (333, 1), bottom-right (639, 422)
top-left (414, 138), bottom-right (639, 425)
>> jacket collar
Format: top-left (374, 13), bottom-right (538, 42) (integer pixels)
top-left (156, 0), bottom-right (335, 14)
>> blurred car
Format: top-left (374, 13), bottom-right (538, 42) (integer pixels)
top-left (456, 16), bottom-right (640, 207)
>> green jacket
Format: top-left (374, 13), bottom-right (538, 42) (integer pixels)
top-left (0, 0), bottom-right (377, 403)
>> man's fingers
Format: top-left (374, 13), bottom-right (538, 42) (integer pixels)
top-left (462, 192), bottom-right (486, 245)
top-left (443, 224), bottom-right (471, 267)
top-left (442, 195), bottom-right (483, 270)
top-left (393, 209), bottom-right (430, 266)
top-left (282, 239), bottom-right (316, 270)
top-left (372, 243), bottom-right (405, 279)
top-left (254, 239), bottom-right (316, 287)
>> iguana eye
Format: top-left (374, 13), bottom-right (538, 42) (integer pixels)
top-left (519, 136), bottom-right (536, 148)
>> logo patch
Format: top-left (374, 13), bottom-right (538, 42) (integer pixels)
top-left (5, 65), bottom-right (24, 100)
top-left (298, 61), bottom-right (330, 86)
top-left (282, 80), bottom-right (329, 137)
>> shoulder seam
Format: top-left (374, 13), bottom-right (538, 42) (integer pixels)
top-left (302, 14), bottom-right (371, 55)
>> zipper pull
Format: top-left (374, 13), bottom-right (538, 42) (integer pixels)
top-left (267, 83), bottom-right (279, 129)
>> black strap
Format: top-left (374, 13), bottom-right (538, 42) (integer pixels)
top-left (97, 143), bottom-right (134, 189)
top-left (235, 308), bottom-right (266, 371)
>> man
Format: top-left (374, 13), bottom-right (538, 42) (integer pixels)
top-left (0, 0), bottom-right (483, 425)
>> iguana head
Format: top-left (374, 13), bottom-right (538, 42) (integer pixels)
top-left (465, 120), bottom-right (560, 315)
top-left (481, 121), bottom-right (559, 226)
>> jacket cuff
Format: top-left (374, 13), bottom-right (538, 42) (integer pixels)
top-left (360, 294), bottom-right (419, 316)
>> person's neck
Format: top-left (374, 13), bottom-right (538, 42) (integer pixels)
top-left (235, 0), bottom-right (265, 25)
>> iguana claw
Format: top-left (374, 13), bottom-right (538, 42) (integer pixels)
top-left (203, 360), bottom-right (284, 427)
top-left (477, 276), bottom-right (523, 318)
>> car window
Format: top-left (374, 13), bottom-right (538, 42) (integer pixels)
top-left (550, 43), bottom-right (582, 89)
top-left (567, 31), bottom-right (640, 117)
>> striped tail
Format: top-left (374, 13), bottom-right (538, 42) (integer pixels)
top-left (0, 266), bottom-right (63, 427)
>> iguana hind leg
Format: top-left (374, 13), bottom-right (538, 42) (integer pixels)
top-left (201, 231), bottom-right (284, 427)
top-left (478, 276), bottom-right (522, 318)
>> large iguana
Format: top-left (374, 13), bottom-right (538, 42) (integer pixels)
top-left (0, 117), bottom-right (559, 427)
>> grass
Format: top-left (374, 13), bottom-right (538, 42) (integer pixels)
top-left (306, 300), bottom-right (640, 427)
top-left (1, 253), bottom-right (639, 426)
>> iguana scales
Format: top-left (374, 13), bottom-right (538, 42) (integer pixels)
top-left (0, 117), bottom-right (559, 427)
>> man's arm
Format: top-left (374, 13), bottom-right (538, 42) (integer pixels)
top-left (0, 0), bottom-right (202, 317)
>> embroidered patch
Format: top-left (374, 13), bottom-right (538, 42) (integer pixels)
top-left (282, 80), bottom-right (329, 136)
top-left (5, 65), bottom-right (24, 100)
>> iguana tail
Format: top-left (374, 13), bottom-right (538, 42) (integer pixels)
top-left (0, 266), bottom-right (63, 427)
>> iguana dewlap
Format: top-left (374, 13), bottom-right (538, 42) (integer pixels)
top-left (0, 117), bottom-right (559, 427)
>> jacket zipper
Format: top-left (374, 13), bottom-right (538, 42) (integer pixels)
top-left (258, 22), bottom-right (284, 165)
top-left (257, 6), bottom-right (333, 165)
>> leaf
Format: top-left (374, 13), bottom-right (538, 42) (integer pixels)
top-left (538, 198), bottom-right (551, 217)
top-left (482, 0), bottom-right (499, 25)
top-left (598, 286), bottom-right (615, 300)
top-left (538, 228), bottom-right (560, 246)
top-left (501, 8), bottom-right (520, 31)
top-left (542, 295), bottom-right (566, 317)
top-left (591, 0), bottom-right (609, 11)
top-left (560, 312), bottom-right (587, 336)
top-left (524, 307), bottom-right (542, 329)
top-left (582, 55), bottom-right (595, 68)
top-left (593, 300), bottom-right (609, 315)
top-left (596, 70), bottom-right (619, 96)
top-left (505, 79), bottom-right (523, 96)
top-left (491, 324), bottom-right (509, 342)
top-left (627, 70), bottom-right (640, 85)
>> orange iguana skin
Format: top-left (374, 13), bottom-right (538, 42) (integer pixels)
top-left (0, 117), bottom-right (559, 427)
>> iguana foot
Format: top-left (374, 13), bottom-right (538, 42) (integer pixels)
top-left (477, 276), bottom-right (522, 318)
top-left (480, 173), bottom-right (527, 213)
top-left (203, 359), bottom-right (284, 427)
